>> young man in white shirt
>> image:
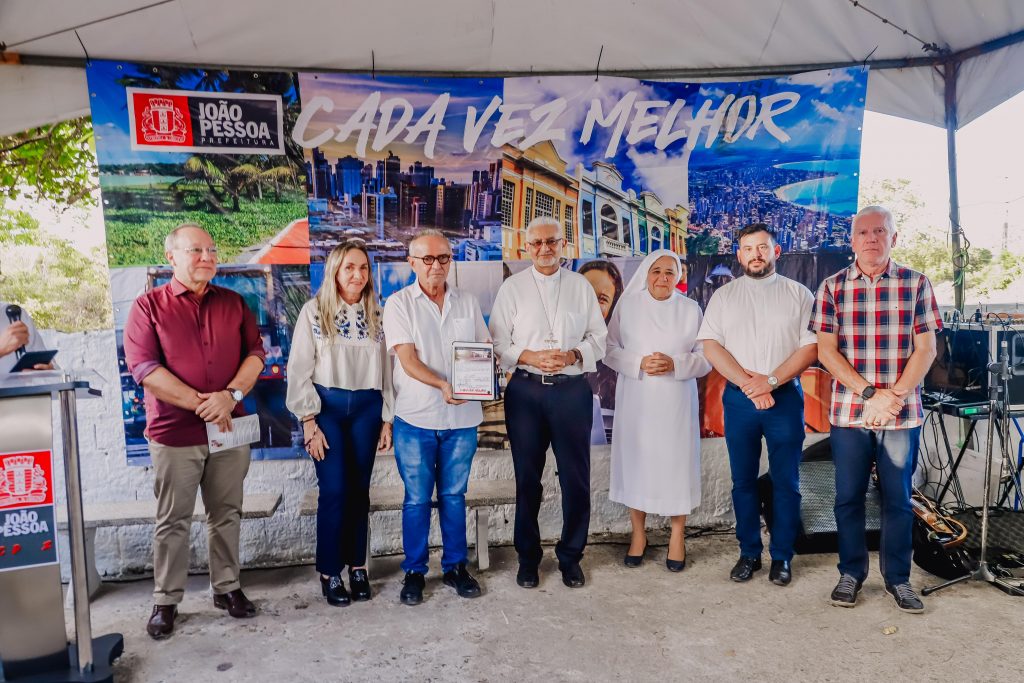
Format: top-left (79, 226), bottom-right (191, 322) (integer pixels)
top-left (383, 229), bottom-right (490, 605)
top-left (697, 224), bottom-right (817, 587)
top-left (489, 217), bottom-right (607, 589)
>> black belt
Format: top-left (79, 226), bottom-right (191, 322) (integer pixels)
top-left (514, 369), bottom-right (586, 386)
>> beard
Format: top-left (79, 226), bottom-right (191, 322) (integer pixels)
top-left (742, 259), bottom-right (775, 279)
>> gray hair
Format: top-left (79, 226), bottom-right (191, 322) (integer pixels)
top-left (854, 205), bottom-right (896, 233)
top-left (525, 216), bottom-right (561, 239)
top-left (408, 228), bottom-right (450, 256)
top-left (163, 223), bottom-right (206, 253)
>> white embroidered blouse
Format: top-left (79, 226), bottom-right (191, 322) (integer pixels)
top-left (285, 299), bottom-right (394, 422)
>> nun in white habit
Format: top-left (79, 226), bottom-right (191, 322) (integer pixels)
top-left (604, 249), bottom-right (712, 572)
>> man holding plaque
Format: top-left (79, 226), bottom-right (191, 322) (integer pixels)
top-left (489, 216), bottom-right (607, 589)
top-left (382, 229), bottom-right (491, 606)
top-left (124, 223), bottom-right (265, 639)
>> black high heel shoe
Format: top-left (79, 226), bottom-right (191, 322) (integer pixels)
top-left (666, 542), bottom-right (687, 572)
top-left (320, 574), bottom-right (351, 606)
top-left (665, 556), bottom-right (687, 572)
top-left (348, 568), bottom-right (372, 601)
top-left (624, 540), bottom-right (648, 568)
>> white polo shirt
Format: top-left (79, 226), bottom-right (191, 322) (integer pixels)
top-left (382, 281), bottom-right (490, 431)
top-left (696, 273), bottom-right (816, 375)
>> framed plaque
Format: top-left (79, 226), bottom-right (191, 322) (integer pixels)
top-left (451, 341), bottom-right (497, 401)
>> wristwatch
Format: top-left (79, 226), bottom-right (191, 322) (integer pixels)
top-left (861, 385), bottom-right (877, 400)
top-left (767, 375), bottom-right (779, 389)
top-left (571, 349), bottom-right (583, 366)
top-left (226, 387), bottom-right (244, 403)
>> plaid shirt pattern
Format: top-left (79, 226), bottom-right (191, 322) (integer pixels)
top-left (809, 260), bottom-right (942, 429)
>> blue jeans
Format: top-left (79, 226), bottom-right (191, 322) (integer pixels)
top-left (312, 386), bottom-right (383, 575)
top-left (830, 425), bottom-right (921, 586)
top-left (723, 381), bottom-right (805, 561)
top-left (392, 417), bottom-right (478, 574)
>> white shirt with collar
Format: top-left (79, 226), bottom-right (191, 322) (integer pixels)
top-left (489, 265), bottom-right (608, 375)
top-left (696, 272), bottom-right (816, 375)
top-left (382, 281), bottom-right (490, 431)
top-left (0, 302), bottom-right (47, 374)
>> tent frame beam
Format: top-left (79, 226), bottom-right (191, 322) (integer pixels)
top-left (10, 30), bottom-right (1024, 312)
top-left (9, 27), bottom-right (1024, 79)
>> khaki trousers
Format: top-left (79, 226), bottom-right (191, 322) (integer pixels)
top-left (149, 440), bottom-right (251, 605)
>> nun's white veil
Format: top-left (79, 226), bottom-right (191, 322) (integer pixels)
top-left (622, 249), bottom-right (683, 297)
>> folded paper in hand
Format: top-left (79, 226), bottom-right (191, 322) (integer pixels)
top-left (206, 414), bottom-right (261, 453)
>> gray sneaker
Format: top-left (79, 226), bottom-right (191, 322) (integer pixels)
top-left (885, 582), bottom-right (924, 613)
top-left (829, 574), bottom-right (863, 607)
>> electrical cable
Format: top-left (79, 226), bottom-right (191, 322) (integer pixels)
top-left (846, 1), bottom-right (945, 54)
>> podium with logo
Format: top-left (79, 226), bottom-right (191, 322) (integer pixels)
top-left (0, 371), bottom-right (123, 682)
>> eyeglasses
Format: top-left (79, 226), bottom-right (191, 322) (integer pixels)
top-left (526, 238), bottom-right (563, 249)
top-left (410, 254), bottom-right (452, 266)
top-left (178, 247), bottom-right (218, 256)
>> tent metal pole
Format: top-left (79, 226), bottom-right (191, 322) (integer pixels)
top-left (943, 59), bottom-right (965, 313)
top-left (11, 28), bottom-right (1024, 80)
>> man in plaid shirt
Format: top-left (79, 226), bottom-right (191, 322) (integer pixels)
top-left (810, 205), bottom-right (941, 614)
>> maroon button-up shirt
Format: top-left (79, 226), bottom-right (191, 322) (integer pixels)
top-left (123, 277), bottom-right (266, 447)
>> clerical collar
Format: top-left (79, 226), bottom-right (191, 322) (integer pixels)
top-left (531, 267), bottom-right (561, 283)
top-left (741, 272), bottom-right (778, 286)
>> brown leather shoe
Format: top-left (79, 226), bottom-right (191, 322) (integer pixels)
top-left (146, 604), bottom-right (177, 640)
top-left (213, 588), bottom-right (257, 618)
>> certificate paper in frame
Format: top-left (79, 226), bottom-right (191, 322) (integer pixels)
top-left (451, 341), bottom-right (496, 401)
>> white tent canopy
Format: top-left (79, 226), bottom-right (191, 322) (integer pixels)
top-left (2, 0), bottom-right (1024, 136)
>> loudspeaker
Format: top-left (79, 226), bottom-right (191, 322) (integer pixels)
top-left (759, 438), bottom-right (882, 555)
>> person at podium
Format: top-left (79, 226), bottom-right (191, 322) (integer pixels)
top-left (0, 296), bottom-right (52, 373)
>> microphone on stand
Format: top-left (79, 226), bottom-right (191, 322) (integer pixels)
top-left (5, 304), bottom-right (26, 358)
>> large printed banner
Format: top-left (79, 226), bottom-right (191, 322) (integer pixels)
top-left (86, 61), bottom-right (866, 463)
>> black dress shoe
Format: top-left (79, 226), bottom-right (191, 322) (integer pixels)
top-left (146, 604), bottom-right (177, 640)
top-left (320, 574), bottom-right (351, 606)
top-left (442, 563), bottom-right (482, 598)
top-left (213, 588), bottom-right (257, 618)
top-left (348, 568), bottom-right (372, 602)
top-left (769, 560), bottom-right (792, 586)
top-left (623, 542), bottom-right (647, 568)
top-left (516, 565), bottom-right (539, 589)
top-left (400, 572), bottom-right (425, 605)
top-left (559, 562), bottom-right (586, 588)
top-left (729, 556), bottom-right (762, 582)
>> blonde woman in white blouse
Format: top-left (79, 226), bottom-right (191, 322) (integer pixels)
top-left (286, 241), bottom-right (393, 606)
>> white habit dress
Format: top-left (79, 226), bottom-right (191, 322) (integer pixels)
top-left (604, 251), bottom-right (712, 516)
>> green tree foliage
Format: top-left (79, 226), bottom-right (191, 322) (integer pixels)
top-left (0, 118), bottom-right (97, 206)
top-left (686, 230), bottom-right (721, 256)
top-left (0, 209), bottom-right (112, 331)
top-left (0, 116), bottom-right (112, 331)
top-left (861, 178), bottom-right (1024, 297)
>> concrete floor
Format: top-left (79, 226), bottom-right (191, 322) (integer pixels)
top-left (86, 534), bottom-right (1021, 683)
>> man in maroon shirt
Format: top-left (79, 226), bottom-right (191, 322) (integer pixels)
top-left (124, 223), bottom-right (266, 640)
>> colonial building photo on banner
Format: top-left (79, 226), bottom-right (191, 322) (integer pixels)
top-left (86, 61), bottom-right (867, 462)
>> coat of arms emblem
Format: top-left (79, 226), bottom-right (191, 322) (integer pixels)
top-left (0, 455), bottom-right (48, 508)
top-left (140, 97), bottom-right (187, 144)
